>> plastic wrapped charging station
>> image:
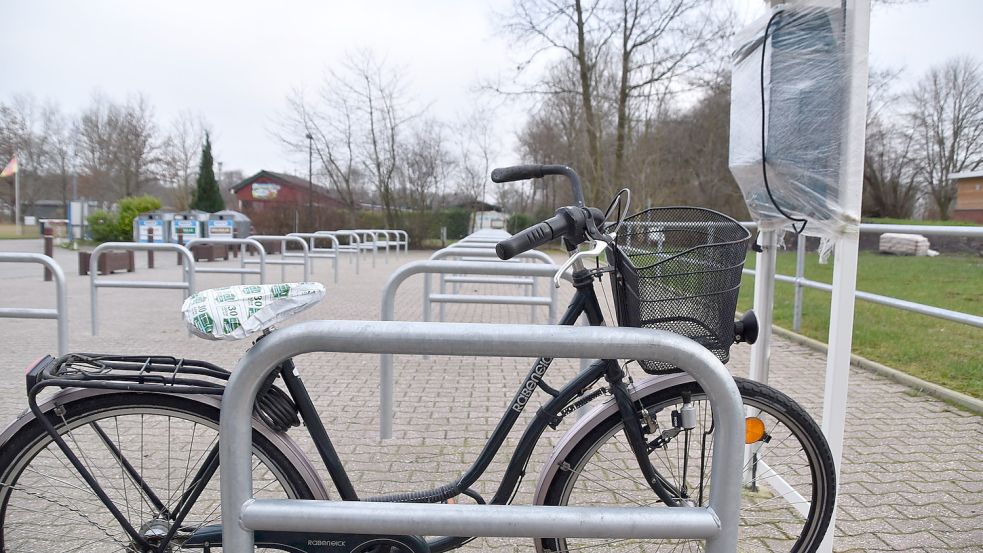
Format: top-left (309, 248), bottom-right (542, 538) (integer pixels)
top-left (729, 3), bottom-right (856, 252)
top-left (730, 3), bottom-right (873, 551)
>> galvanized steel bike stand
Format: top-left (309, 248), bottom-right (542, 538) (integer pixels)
top-left (0, 252), bottom-right (68, 355)
top-left (220, 320), bottom-right (744, 552)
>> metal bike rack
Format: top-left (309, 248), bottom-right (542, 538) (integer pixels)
top-left (427, 247), bottom-right (557, 323)
top-left (220, 320), bottom-right (745, 552)
top-left (247, 235), bottom-right (310, 282)
top-left (381, 260), bottom-right (566, 438)
top-left (364, 229), bottom-right (397, 262)
top-left (319, 231), bottom-right (361, 274)
top-left (393, 229), bottom-right (409, 253)
top-left (89, 242), bottom-right (195, 336)
top-left (288, 232), bottom-right (340, 283)
top-left (0, 252), bottom-right (68, 355)
top-left (184, 238), bottom-right (266, 285)
top-left (333, 229), bottom-right (380, 268)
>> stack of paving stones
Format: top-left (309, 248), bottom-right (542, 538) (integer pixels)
top-left (0, 238), bottom-right (979, 551)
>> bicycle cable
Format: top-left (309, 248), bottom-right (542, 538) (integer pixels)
top-left (760, 9), bottom-right (808, 236)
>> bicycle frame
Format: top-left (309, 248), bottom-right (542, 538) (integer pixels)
top-left (14, 267), bottom-right (691, 552)
top-left (238, 264), bottom-right (682, 552)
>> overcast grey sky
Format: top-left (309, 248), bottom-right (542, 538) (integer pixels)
top-left (2, 0), bottom-right (980, 178)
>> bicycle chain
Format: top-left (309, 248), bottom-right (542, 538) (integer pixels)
top-left (1, 481), bottom-right (128, 548)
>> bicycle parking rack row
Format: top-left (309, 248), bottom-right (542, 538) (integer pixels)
top-left (288, 232), bottom-right (340, 283)
top-left (381, 260), bottom-right (567, 439)
top-left (90, 242), bottom-right (195, 336)
top-left (246, 235), bottom-right (310, 282)
top-left (219, 320), bottom-right (745, 552)
top-left (185, 237), bottom-right (267, 285)
top-left (427, 246), bottom-right (558, 324)
top-left (319, 230), bottom-right (362, 274)
top-left (364, 228), bottom-right (409, 259)
top-left (0, 253), bottom-right (68, 355)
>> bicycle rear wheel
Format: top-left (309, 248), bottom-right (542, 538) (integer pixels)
top-left (0, 392), bottom-right (314, 552)
top-left (537, 377), bottom-right (836, 553)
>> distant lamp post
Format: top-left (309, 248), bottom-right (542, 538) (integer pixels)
top-left (306, 133), bottom-right (314, 230)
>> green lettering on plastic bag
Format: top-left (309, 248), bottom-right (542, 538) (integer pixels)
top-left (222, 318), bottom-right (241, 334)
top-left (272, 284), bottom-right (291, 298)
top-left (193, 313), bottom-right (214, 334)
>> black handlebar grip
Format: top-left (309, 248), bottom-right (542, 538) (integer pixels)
top-left (496, 212), bottom-right (568, 260)
top-left (491, 165), bottom-right (546, 183)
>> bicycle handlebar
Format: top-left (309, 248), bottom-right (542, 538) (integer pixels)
top-left (496, 212), bottom-right (570, 260)
top-left (496, 206), bottom-right (604, 260)
top-left (490, 164), bottom-right (585, 208)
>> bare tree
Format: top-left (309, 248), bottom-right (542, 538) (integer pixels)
top-left (46, 108), bottom-right (77, 215)
top-left (161, 110), bottom-right (208, 210)
top-left (906, 57), bottom-right (983, 219)
top-left (401, 118), bottom-right (451, 212)
top-left (399, 118), bottom-right (453, 244)
top-left (76, 93), bottom-right (162, 200)
top-left (279, 88), bottom-right (363, 225)
top-left (350, 53), bottom-right (413, 227)
top-left (455, 107), bottom-right (498, 207)
top-left (862, 68), bottom-right (919, 218)
top-left (504, 0), bottom-right (730, 205)
top-left (0, 95), bottom-right (60, 211)
top-left (278, 52), bottom-right (415, 228)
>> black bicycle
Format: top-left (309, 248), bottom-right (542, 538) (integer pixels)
top-left (0, 165), bottom-right (836, 552)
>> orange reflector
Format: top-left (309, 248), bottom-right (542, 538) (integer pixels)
top-left (745, 417), bottom-right (766, 444)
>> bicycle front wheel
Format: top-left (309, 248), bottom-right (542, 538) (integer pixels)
top-left (537, 377), bottom-right (836, 553)
top-left (0, 392), bottom-right (314, 552)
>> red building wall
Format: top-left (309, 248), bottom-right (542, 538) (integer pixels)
top-left (234, 178), bottom-right (343, 211)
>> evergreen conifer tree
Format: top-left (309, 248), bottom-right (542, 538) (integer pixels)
top-left (191, 133), bottom-right (224, 212)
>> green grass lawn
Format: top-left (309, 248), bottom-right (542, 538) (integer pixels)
top-left (738, 251), bottom-right (983, 399)
top-left (0, 223), bottom-right (40, 239)
top-left (862, 217), bottom-right (978, 227)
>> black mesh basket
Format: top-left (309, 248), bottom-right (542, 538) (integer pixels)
top-left (609, 207), bottom-right (751, 374)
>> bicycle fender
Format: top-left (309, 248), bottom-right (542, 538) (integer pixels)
top-left (532, 372), bottom-right (696, 511)
top-left (0, 388), bottom-right (329, 500)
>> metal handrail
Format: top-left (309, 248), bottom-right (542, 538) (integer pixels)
top-left (742, 224), bottom-right (983, 330)
top-left (219, 320), bottom-right (744, 552)
top-left (0, 253), bottom-right (68, 355)
top-left (89, 242), bottom-right (195, 336)
top-left (185, 237), bottom-right (266, 285)
top-left (246, 235), bottom-right (310, 282)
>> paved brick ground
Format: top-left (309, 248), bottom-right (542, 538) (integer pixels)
top-left (0, 238), bottom-right (980, 552)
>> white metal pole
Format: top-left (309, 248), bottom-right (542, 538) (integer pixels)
top-left (819, 1), bottom-right (871, 552)
top-left (14, 159), bottom-right (21, 236)
top-left (748, 229), bottom-right (778, 384)
top-left (793, 233), bottom-right (806, 332)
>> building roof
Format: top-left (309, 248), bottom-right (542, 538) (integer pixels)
top-left (948, 170), bottom-right (983, 180)
top-left (230, 170), bottom-right (334, 196)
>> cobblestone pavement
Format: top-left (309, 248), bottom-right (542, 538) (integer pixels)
top-left (0, 238), bottom-right (980, 552)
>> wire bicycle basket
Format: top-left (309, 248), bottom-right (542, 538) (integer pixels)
top-left (609, 207), bottom-right (752, 374)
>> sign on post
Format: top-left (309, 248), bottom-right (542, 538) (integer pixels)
top-left (172, 219), bottom-right (201, 242)
top-left (136, 219), bottom-right (165, 243)
top-left (207, 219), bottom-right (235, 237)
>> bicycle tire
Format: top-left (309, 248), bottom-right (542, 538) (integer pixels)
top-left (0, 392), bottom-right (315, 552)
top-left (537, 377), bottom-right (836, 553)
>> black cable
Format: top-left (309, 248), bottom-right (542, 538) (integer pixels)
top-left (760, 10), bottom-right (808, 235)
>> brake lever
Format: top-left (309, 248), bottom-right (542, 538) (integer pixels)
top-left (553, 238), bottom-right (610, 288)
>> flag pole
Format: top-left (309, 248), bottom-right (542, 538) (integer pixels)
top-left (14, 154), bottom-right (21, 236)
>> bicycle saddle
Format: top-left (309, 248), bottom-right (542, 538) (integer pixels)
top-left (182, 282), bottom-right (325, 341)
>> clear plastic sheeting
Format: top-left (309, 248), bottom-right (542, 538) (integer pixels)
top-left (730, 4), bottom-right (856, 245)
